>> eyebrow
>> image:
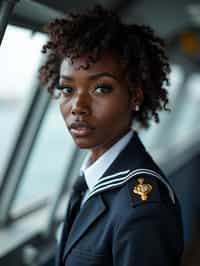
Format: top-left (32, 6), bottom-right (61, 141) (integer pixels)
top-left (60, 72), bottom-right (119, 81)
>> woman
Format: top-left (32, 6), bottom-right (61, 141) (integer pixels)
top-left (39, 5), bottom-right (184, 266)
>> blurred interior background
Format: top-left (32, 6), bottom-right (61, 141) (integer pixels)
top-left (0, 0), bottom-right (200, 265)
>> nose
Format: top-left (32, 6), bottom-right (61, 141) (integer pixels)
top-left (71, 93), bottom-right (90, 116)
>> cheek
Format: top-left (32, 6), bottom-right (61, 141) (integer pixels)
top-left (59, 100), bottom-right (70, 120)
top-left (93, 99), bottom-right (132, 126)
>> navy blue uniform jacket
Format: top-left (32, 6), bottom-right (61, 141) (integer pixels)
top-left (56, 131), bottom-right (184, 266)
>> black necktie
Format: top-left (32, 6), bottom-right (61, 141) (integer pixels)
top-left (68, 174), bottom-right (88, 228)
top-left (57, 174), bottom-right (88, 266)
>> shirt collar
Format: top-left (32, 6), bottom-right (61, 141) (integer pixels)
top-left (80, 129), bottom-right (133, 191)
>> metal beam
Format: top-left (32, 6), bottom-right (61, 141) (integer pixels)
top-left (0, 0), bottom-right (19, 45)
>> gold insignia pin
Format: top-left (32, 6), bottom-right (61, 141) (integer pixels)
top-left (133, 178), bottom-right (152, 201)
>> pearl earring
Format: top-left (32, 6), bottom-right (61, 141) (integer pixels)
top-left (135, 105), bottom-right (140, 111)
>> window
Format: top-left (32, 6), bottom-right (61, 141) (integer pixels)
top-left (0, 25), bottom-right (46, 184)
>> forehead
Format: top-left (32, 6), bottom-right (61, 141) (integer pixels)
top-left (59, 52), bottom-right (124, 79)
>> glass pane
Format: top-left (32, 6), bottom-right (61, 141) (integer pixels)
top-left (0, 25), bottom-right (46, 184)
top-left (11, 101), bottom-right (76, 212)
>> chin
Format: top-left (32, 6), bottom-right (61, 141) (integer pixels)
top-left (74, 138), bottom-right (96, 149)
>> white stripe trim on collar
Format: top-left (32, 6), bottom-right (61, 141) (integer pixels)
top-left (93, 169), bottom-right (130, 187)
top-left (84, 168), bottom-right (175, 204)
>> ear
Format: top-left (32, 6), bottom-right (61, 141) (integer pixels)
top-left (130, 87), bottom-right (144, 112)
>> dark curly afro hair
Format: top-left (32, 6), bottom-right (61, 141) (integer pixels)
top-left (39, 5), bottom-right (171, 128)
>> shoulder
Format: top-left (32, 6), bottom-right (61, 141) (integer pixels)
top-left (109, 170), bottom-right (183, 237)
top-left (126, 171), bottom-right (175, 207)
top-left (110, 171), bottom-right (184, 265)
top-left (111, 169), bottom-right (177, 212)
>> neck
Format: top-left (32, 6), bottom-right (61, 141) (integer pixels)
top-left (90, 128), bottom-right (131, 164)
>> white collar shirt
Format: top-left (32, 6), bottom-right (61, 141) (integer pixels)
top-left (80, 129), bottom-right (133, 205)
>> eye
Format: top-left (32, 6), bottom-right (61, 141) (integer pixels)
top-left (59, 86), bottom-right (74, 96)
top-left (95, 84), bottom-right (113, 94)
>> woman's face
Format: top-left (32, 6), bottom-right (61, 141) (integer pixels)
top-left (59, 52), bottom-right (137, 161)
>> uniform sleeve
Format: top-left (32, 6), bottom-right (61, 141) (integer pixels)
top-left (112, 202), bottom-right (183, 266)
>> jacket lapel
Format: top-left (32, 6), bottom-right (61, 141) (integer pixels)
top-left (63, 193), bottom-right (107, 260)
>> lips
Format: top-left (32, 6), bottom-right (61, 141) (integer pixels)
top-left (69, 121), bottom-right (94, 137)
